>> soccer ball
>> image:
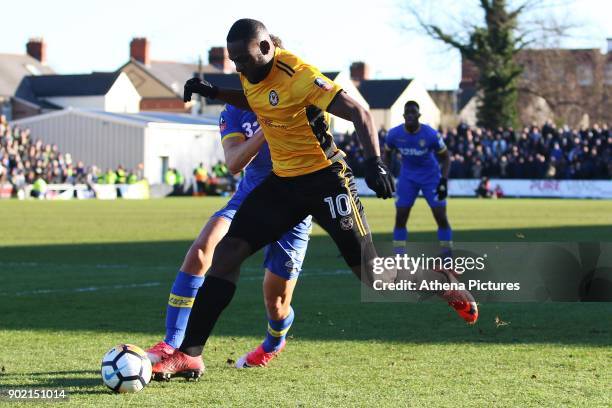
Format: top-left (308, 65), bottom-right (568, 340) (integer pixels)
top-left (101, 344), bottom-right (152, 393)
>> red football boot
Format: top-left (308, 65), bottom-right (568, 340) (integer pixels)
top-left (235, 341), bottom-right (286, 368)
top-left (434, 268), bottom-right (479, 324)
top-left (152, 350), bottom-right (205, 381)
top-left (146, 341), bottom-right (175, 364)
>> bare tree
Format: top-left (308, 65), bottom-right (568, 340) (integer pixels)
top-left (404, 0), bottom-right (608, 127)
top-left (406, 0), bottom-right (529, 128)
top-left (516, 16), bottom-right (609, 126)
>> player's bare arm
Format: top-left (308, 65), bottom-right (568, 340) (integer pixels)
top-left (437, 148), bottom-right (450, 179)
top-left (383, 144), bottom-right (395, 167)
top-left (327, 91), bottom-right (395, 199)
top-left (327, 91), bottom-right (379, 158)
top-left (216, 89), bottom-right (251, 110)
top-left (436, 148), bottom-right (450, 200)
top-left (222, 128), bottom-right (266, 175)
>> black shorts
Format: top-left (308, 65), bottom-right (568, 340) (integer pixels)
top-left (226, 160), bottom-right (371, 267)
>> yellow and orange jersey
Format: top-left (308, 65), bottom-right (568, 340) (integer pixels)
top-left (240, 47), bottom-right (345, 177)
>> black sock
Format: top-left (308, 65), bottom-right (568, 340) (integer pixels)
top-left (179, 275), bottom-right (237, 357)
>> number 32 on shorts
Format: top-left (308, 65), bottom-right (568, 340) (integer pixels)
top-left (323, 194), bottom-right (352, 219)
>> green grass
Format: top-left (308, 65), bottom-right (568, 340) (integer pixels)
top-left (0, 198), bottom-right (611, 407)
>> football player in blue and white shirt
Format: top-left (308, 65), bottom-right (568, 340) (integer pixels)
top-left (147, 103), bottom-right (311, 373)
top-left (385, 100), bottom-right (452, 254)
top-left (385, 101), bottom-right (477, 324)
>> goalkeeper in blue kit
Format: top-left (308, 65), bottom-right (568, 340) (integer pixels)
top-left (385, 100), bottom-right (452, 254)
top-left (385, 101), bottom-right (477, 323)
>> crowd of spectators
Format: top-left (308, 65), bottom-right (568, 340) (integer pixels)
top-left (163, 161), bottom-right (235, 197)
top-left (3, 114), bottom-right (609, 199)
top-left (444, 122), bottom-right (610, 180)
top-left (336, 121), bottom-right (610, 180)
top-left (0, 116), bottom-right (143, 197)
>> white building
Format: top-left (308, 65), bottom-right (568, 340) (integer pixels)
top-left (14, 72), bottom-right (141, 117)
top-left (11, 109), bottom-right (223, 184)
top-left (358, 78), bottom-right (441, 130)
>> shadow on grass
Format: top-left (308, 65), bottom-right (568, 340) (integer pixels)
top-left (0, 225), bottom-right (611, 346)
top-left (26, 370), bottom-right (100, 376)
top-left (1, 371), bottom-right (107, 395)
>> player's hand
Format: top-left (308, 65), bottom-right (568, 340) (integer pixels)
top-left (437, 177), bottom-right (448, 200)
top-left (364, 157), bottom-right (395, 199)
top-left (183, 78), bottom-right (218, 102)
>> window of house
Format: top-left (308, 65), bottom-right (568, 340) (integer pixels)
top-left (576, 63), bottom-right (593, 86)
top-left (522, 66), bottom-right (538, 82)
top-left (550, 66), bottom-right (565, 82)
top-left (605, 62), bottom-right (612, 85)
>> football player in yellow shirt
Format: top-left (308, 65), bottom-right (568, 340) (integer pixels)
top-left (153, 18), bottom-right (476, 380)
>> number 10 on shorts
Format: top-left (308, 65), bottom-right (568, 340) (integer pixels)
top-left (324, 194), bottom-right (352, 219)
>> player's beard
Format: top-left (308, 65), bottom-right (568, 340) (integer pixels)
top-left (248, 58), bottom-right (274, 84)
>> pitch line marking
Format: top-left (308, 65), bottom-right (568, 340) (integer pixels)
top-left (0, 261), bottom-right (350, 276)
top-left (0, 268), bottom-right (350, 297)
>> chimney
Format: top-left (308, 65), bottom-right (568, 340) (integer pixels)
top-left (350, 61), bottom-right (370, 83)
top-left (130, 38), bottom-right (150, 65)
top-left (607, 38), bottom-right (612, 54)
top-left (26, 38), bottom-right (46, 64)
top-left (209, 47), bottom-right (232, 73)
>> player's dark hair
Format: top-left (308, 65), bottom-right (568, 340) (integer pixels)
top-left (405, 100), bottom-right (420, 111)
top-left (227, 18), bottom-right (268, 42)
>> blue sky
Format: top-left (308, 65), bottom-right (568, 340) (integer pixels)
top-left (2, 0), bottom-right (610, 89)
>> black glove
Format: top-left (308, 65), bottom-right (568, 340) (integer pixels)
top-left (437, 177), bottom-right (448, 200)
top-left (364, 156), bottom-right (395, 199)
top-left (183, 77), bottom-right (218, 102)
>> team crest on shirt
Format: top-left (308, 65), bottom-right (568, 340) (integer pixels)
top-left (269, 90), bottom-right (279, 106)
top-left (419, 139), bottom-right (426, 147)
top-left (314, 77), bottom-right (333, 91)
top-left (219, 116), bottom-right (227, 132)
top-left (340, 216), bottom-right (354, 231)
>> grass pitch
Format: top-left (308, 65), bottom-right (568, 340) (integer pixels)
top-left (0, 198), bottom-right (610, 407)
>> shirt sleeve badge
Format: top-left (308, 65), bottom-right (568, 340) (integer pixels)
top-left (314, 77), bottom-right (333, 91)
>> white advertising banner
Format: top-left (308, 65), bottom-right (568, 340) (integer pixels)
top-left (118, 182), bottom-right (150, 200)
top-left (92, 184), bottom-right (117, 200)
top-left (93, 183), bottom-right (150, 200)
top-left (450, 179), bottom-right (612, 199)
top-left (356, 178), bottom-right (612, 199)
